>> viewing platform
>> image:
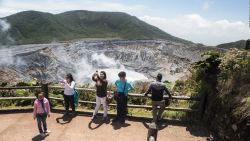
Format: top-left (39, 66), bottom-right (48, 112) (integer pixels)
top-left (0, 112), bottom-right (211, 141)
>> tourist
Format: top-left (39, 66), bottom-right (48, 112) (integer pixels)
top-left (60, 73), bottom-right (76, 116)
top-left (33, 92), bottom-right (51, 137)
top-left (113, 71), bottom-right (133, 124)
top-left (92, 71), bottom-right (108, 121)
top-left (144, 73), bottom-right (172, 123)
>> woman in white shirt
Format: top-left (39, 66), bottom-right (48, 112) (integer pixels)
top-left (60, 73), bottom-right (76, 116)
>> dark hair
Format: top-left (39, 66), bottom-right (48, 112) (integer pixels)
top-left (118, 71), bottom-right (126, 78)
top-left (66, 73), bottom-right (74, 83)
top-left (36, 91), bottom-right (44, 98)
top-left (156, 73), bottom-right (162, 81)
top-left (100, 71), bottom-right (107, 79)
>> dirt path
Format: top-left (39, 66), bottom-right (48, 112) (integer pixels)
top-left (0, 113), bottom-right (210, 141)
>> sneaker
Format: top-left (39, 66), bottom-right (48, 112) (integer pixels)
top-left (149, 122), bottom-right (157, 129)
top-left (64, 111), bottom-right (69, 116)
top-left (112, 117), bottom-right (119, 122)
top-left (119, 119), bottom-right (125, 124)
top-left (92, 115), bottom-right (97, 120)
top-left (44, 130), bottom-right (51, 133)
top-left (102, 116), bottom-right (108, 121)
top-left (40, 133), bottom-right (46, 138)
top-left (72, 112), bottom-right (77, 117)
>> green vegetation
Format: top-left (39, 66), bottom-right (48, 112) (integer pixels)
top-left (172, 49), bottom-right (250, 141)
top-left (217, 40), bottom-right (246, 49)
top-left (1, 10), bottom-right (192, 45)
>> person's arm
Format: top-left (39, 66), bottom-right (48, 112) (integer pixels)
top-left (92, 73), bottom-right (98, 82)
top-left (33, 100), bottom-right (37, 119)
top-left (46, 100), bottom-right (51, 117)
top-left (60, 80), bottom-right (66, 86)
top-left (98, 76), bottom-right (107, 84)
top-left (165, 87), bottom-right (172, 98)
top-left (144, 84), bottom-right (152, 96)
top-left (115, 80), bottom-right (118, 91)
top-left (127, 82), bottom-right (134, 92)
top-left (102, 79), bottom-right (108, 86)
top-left (65, 81), bottom-right (75, 89)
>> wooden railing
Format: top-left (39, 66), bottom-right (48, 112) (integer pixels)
top-left (0, 85), bottom-right (204, 117)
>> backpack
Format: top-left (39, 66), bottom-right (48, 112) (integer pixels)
top-left (73, 89), bottom-right (79, 107)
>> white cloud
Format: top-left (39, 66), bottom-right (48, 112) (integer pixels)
top-left (140, 14), bottom-right (250, 46)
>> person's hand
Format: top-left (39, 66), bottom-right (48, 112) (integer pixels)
top-left (169, 94), bottom-right (173, 99)
top-left (33, 116), bottom-right (36, 120)
top-left (59, 80), bottom-right (66, 84)
top-left (94, 71), bottom-right (98, 75)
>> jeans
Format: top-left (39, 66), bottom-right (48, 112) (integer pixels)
top-left (64, 94), bottom-right (75, 112)
top-left (152, 100), bottom-right (165, 123)
top-left (93, 96), bottom-right (108, 117)
top-left (116, 94), bottom-right (127, 121)
top-left (36, 113), bottom-right (47, 133)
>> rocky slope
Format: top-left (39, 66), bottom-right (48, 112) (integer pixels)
top-left (0, 39), bottom-right (223, 84)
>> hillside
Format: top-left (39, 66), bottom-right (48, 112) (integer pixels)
top-left (0, 10), bottom-right (192, 45)
top-left (173, 50), bottom-right (250, 141)
top-left (216, 40), bottom-right (246, 49)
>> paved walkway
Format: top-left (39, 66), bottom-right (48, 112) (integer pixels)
top-left (0, 113), bottom-right (211, 141)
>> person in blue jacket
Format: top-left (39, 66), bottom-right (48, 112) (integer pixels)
top-left (113, 71), bottom-right (133, 124)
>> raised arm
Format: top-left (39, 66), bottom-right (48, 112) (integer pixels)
top-left (65, 81), bottom-right (75, 89)
top-left (92, 73), bottom-right (98, 82)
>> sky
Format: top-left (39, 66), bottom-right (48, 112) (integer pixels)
top-left (0, 0), bottom-right (249, 46)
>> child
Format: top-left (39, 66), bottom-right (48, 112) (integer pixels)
top-left (33, 92), bottom-right (51, 137)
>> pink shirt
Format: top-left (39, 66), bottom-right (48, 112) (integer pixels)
top-left (33, 98), bottom-right (50, 117)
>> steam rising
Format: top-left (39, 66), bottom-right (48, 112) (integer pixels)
top-left (50, 45), bottom-right (148, 84)
top-left (74, 53), bottom-right (147, 83)
top-left (0, 19), bottom-right (10, 32)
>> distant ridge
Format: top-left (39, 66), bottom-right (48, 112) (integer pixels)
top-left (1, 10), bottom-right (192, 45)
top-left (216, 40), bottom-right (246, 49)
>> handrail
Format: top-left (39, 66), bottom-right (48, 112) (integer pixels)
top-left (0, 86), bottom-right (40, 89)
top-left (0, 97), bottom-right (36, 100)
top-left (49, 97), bottom-right (197, 112)
top-left (48, 86), bottom-right (200, 101)
top-left (0, 86), bottom-right (201, 101)
top-left (0, 96), bottom-right (197, 112)
top-left (0, 85), bottom-right (203, 118)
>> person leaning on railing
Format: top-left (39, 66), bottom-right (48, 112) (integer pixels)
top-left (112, 71), bottom-right (134, 124)
top-left (144, 73), bottom-right (172, 124)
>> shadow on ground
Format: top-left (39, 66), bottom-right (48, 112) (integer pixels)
top-left (56, 114), bottom-right (76, 124)
top-left (88, 117), bottom-right (111, 130)
top-left (32, 134), bottom-right (49, 141)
